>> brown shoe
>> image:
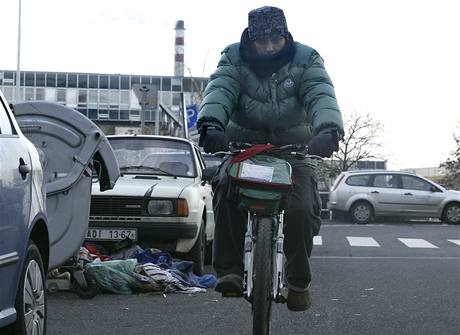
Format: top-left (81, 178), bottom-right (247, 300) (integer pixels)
top-left (287, 289), bottom-right (311, 312)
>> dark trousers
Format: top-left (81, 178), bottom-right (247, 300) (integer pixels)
top-left (211, 159), bottom-right (322, 291)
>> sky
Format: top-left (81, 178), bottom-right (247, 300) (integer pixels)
top-left (1, 0), bottom-right (459, 170)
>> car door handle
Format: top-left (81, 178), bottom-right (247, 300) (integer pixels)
top-left (404, 192), bottom-right (413, 196)
top-left (18, 162), bottom-right (31, 175)
top-left (371, 191), bottom-right (379, 194)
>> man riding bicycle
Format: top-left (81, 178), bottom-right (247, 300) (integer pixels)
top-left (197, 6), bottom-right (344, 312)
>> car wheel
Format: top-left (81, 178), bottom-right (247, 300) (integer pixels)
top-left (13, 241), bottom-right (47, 335)
top-left (186, 219), bottom-right (206, 276)
top-left (442, 203), bottom-right (460, 225)
top-left (350, 201), bottom-right (373, 224)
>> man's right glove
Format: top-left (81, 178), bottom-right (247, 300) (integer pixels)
top-left (199, 128), bottom-right (228, 153)
top-left (307, 128), bottom-right (339, 158)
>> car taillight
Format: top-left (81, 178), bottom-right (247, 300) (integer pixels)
top-left (177, 199), bottom-right (189, 217)
top-left (332, 174), bottom-right (345, 191)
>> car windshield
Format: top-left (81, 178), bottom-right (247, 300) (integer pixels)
top-left (109, 137), bottom-right (196, 177)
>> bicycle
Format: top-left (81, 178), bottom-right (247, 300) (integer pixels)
top-left (206, 143), bottom-right (319, 334)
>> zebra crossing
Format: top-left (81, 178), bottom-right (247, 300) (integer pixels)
top-left (313, 236), bottom-right (460, 249)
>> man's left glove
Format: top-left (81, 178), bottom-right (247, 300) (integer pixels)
top-left (199, 128), bottom-right (228, 153)
top-left (307, 128), bottom-right (339, 158)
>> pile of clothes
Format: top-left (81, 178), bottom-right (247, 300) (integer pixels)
top-left (77, 240), bottom-right (216, 295)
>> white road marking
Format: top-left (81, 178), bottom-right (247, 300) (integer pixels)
top-left (398, 238), bottom-right (438, 248)
top-left (313, 236), bottom-right (322, 245)
top-left (346, 236), bottom-right (380, 247)
top-left (447, 239), bottom-right (460, 246)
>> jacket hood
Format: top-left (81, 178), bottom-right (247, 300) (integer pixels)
top-left (239, 28), bottom-right (296, 78)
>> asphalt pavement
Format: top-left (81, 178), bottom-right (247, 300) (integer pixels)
top-left (47, 221), bottom-right (460, 335)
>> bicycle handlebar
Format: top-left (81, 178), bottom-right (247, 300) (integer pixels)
top-left (213, 143), bottom-right (323, 160)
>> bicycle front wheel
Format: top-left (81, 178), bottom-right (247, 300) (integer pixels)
top-left (252, 216), bottom-right (274, 335)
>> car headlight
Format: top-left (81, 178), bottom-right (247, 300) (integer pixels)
top-left (147, 200), bottom-right (174, 215)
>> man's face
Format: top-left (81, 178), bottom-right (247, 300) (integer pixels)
top-left (253, 35), bottom-right (286, 56)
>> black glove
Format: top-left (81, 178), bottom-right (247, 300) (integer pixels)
top-left (307, 128), bottom-right (339, 158)
top-left (199, 128), bottom-right (228, 153)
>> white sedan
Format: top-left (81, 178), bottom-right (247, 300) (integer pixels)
top-left (88, 135), bottom-right (215, 275)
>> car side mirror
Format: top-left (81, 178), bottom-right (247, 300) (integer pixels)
top-left (430, 185), bottom-right (439, 192)
top-left (202, 166), bottom-right (219, 183)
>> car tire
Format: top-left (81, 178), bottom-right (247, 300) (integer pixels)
top-left (350, 201), bottom-right (373, 224)
top-left (186, 219), bottom-right (206, 276)
top-left (12, 241), bottom-right (47, 335)
top-left (442, 203), bottom-right (460, 225)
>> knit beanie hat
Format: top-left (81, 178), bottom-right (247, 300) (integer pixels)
top-left (247, 6), bottom-right (289, 41)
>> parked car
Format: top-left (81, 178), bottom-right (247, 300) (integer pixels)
top-left (0, 91), bottom-right (49, 334)
top-left (328, 170), bottom-right (460, 224)
top-left (0, 96), bottom-right (119, 334)
top-left (87, 135), bottom-right (215, 275)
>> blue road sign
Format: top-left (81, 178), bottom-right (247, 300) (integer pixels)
top-left (187, 104), bottom-right (198, 129)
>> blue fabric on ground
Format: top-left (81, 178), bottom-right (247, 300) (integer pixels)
top-left (171, 261), bottom-right (217, 289)
top-left (134, 249), bottom-right (173, 269)
top-left (134, 248), bottom-right (216, 288)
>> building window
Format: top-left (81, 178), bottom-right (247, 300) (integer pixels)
top-left (109, 76), bottom-right (119, 89)
top-left (120, 91), bottom-right (129, 107)
top-left (2, 87), bottom-right (13, 100)
top-left (45, 88), bottom-right (56, 101)
top-left (78, 74), bottom-right (88, 88)
top-left (4, 71), bottom-right (14, 80)
top-left (131, 76), bottom-right (140, 86)
top-left (36, 88), bottom-right (45, 100)
top-left (109, 90), bottom-right (119, 107)
top-left (99, 76), bottom-right (108, 89)
top-left (25, 87), bottom-right (34, 101)
top-left (120, 76), bottom-right (129, 89)
top-left (89, 75), bottom-right (98, 88)
top-left (151, 77), bottom-right (160, 88)
top-left (183, 78), bottom-right (192, 92)
top-left (46, 73), bottom-right (56, 87)
top-left (99, 90), bottom-right (109, 105)
top-left (98, 109), bottom-right (109, 119)
top-left (36, 73), bottom-right (45, 86)
top-left (78, 89), bottom-right (87, 104)
top-left (161, 77), bottom-right (171, 91)
top-left (88, 90), bottom-right (98, 107)
top-left (109, 110), bottom-right (119, 120)
top-left (172, 93), bottom-right (182, 106)
top-left (141, 76), bottom-right (150, 85)
top-left (66, 89), bottom-right (77, 107)
top-left (25, 73), bottom-right (35, 86)
top-left (120, 110), bottom-right (129, 120)
top-left (68, 74), bottom-right (77, 88)
top-left (57, 89), bottom-right (66, 102)
top-left (88, 109), bottom-right (98, 120)
top-left (57, 73), bottom-right (67, 88)
top-left (77, 108), bottom-right (88, 116)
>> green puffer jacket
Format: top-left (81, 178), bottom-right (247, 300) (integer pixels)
top-left (197, 42), bottom-right (344, 145)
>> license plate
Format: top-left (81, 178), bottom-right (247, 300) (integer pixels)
top-left (86, 228), bottom-right (138, 241)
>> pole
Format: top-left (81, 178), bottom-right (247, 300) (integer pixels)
top-left (139, 85), bottom-right (150, 135)
top-left (181, 92), bottom-right (188, 139)
top-left (15, 0), bottom-right (22, 102)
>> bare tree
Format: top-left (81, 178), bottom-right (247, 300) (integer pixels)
top-left (334, 111), bottom-right (385, 171)
top-left (440, 130), bottom-right (460, 189)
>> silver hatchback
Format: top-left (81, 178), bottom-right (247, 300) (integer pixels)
top-left (328, 170), bottom-right (460, 224)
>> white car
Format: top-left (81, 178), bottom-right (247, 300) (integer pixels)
top-left (88, 135), bottom-right (215, 275)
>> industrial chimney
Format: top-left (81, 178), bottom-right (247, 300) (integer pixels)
top-left (174, 20), bottom-right (185, 77)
